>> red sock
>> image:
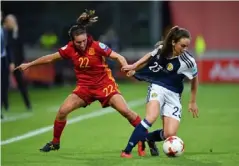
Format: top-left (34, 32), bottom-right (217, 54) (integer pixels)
top-left (130, 115), bottom-right (141, 127)
top-left (52, 120), bottom-right (66, 144)
top-left (130, 116), bottom-right (149, 133)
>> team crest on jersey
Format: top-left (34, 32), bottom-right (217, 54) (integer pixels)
top-left (166, 63), bottom-right (174, 71)
top-left (88, 48), bottom-right (95, 55)
top-left (151, 92), bottom-right (158, 98)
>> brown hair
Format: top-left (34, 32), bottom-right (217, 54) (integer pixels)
top-left (158, 26), bottom-right (191, 58)
top-left (68, 9), bottom-right (98, 40)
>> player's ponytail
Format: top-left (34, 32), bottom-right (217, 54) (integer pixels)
top-left (76, 9), bottom-right (98, 28)
top-left (68, 9), bottom-right (98, 40)
top-left (160, 26), bottom-right (179, 58)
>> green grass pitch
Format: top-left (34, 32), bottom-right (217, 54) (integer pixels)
top-left (1, 82), bottom-right (239, 166)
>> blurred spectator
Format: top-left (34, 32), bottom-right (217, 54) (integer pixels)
top-left (4, 14), bottom-right (32, 111)
top-left (99, 27), bottom-right (120, 51)
top-left (1, 11), bottom-right (14, 118)
top-left (99, 27), bottom-right (120, 77)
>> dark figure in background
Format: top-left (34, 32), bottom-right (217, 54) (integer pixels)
top-left (4, 14), bottom-right (32, 111)
top-left (99, 28), bottom-right (120, 77)
top-left (1, 11), bottom-right (15, 118)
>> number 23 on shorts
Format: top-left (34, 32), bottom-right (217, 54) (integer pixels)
top-left (172, 106), bottom-right (182, 119)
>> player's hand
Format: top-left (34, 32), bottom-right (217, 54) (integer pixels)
top-left (14, 63), bottom-right (31, 71)
top-left (126, 70), bottom-right (136, 77)
top-left (121, 64), bottom-right (136, 72)
top-left (9, 63), bottom-right (15, 73)
top-left (188, 101), bottom-right (199, 118)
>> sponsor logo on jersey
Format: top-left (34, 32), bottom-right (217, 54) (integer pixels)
top-left (88, 48), bottom-right (95, 55)
top-left (151, 92), bottom-right (158, 98)
top-left (166, 63), bottom-right (174, 71)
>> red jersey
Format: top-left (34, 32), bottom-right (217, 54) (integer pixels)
top-left (58, 35), bottom-right (114, 86)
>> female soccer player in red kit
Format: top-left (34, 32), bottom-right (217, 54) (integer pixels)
top-left (15, 10), bottom-right (158, 156)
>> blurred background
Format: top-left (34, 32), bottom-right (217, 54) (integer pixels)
top-left (1, 1), bottom-right (239, 87)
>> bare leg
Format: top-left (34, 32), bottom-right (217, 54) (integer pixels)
top-left (108, 94), bottom-right (138, 123)
top-left (162, 116), bottom-right (180, 138)
top-left (40, 94), bottom-right (87, 152)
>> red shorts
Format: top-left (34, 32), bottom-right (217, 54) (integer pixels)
top-left (72, 81), bottom-right (121, 108)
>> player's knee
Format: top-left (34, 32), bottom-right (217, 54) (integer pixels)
top-left (57, 107), bottom-right (70, 120)
top-left (145, 112), bottom-right (158, 124)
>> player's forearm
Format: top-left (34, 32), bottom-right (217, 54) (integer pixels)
top-left (133, 53), bottom-right (151, 69)
top-left (190, 76), bottom-right (198, 102)
top-left (116, 55), bottom-right (128, 67)
top-left (29, 54), bottom-right (57, 67)
top-left (109, 51), bottom-right (128, 67)
top-left (135, 62), bottom-right (147, 71)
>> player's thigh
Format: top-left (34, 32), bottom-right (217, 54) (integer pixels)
top-left (108, 94), bottom-right (128, 110)
top-left (145, 100), bottom-right (160, 124)
top-left (108, 94), bottom-right (138, 119)
top-left (59, 93), bottom-right (87, 114)
top-left (146, 84), bottom-right (165, 124)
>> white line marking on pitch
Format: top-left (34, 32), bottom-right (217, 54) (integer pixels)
top-left (1, 113), bottom-right (33, 123)
top-left (0, 99), bottom-right (145, 146)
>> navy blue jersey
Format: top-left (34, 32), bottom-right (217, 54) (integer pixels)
top-left (134, 48), bottom-right (198, 94)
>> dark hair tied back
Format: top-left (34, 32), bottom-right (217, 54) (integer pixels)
top-left (68, 9), bottom-right (98, 40)
top-left (76, 9), bottom-right (98, 28)
top-left (159, 26), bottom-right (190, 58)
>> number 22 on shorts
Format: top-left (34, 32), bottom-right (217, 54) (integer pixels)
top-left (103, 84), bottom-right (115, 97)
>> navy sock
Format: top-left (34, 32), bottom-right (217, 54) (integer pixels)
top-left (146, 129), bottom-right (165, 142)
top-left (124, 119), bottom-right (152, 153)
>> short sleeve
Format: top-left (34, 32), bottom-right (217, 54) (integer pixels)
top-left (94, 42), bottom-right (112, 57)
top-left (150, 45), bottom-right (162, 57)
top-left (178, 52), bottom-right (198, 80)
top-left (58, 43), bottom-right (71, 59)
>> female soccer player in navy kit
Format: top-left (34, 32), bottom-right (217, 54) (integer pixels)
top-left (121, 26), bottom-right (199, 158)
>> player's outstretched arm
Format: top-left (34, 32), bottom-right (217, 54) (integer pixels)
top-left (188, 76), bottom-right (199, 118)
top-left (15, 52), bottom-right (62, 71)
top-left (109, 51), bottom-right (128, 67)
top-left (122, 52), bottom-right (152, 72)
